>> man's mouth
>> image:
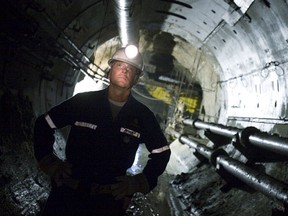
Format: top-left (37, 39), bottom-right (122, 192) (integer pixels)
top-left (117, 76), bottom-right (127, 80)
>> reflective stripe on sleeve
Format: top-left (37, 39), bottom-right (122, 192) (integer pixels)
top-left (151, 145), bottom-right (170, 154)
top-left (45, 114), bottom-right (57, 129)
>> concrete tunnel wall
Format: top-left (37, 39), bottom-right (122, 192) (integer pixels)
top-left (1, 0), bottom-right (288, 215)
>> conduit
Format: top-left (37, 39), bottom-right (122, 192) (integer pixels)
top-left (111, 0), bottom-right (141, 46)
top-left (216, 154), bottom-right (288, 204)
top-left (183, 119), bottom-right (241, 138)
top-left (248, 133), bottom-right (288, 157)
top-left (37, 7), bottom-right (105, 73)
top-left (184, 119), bottom-right (288, 158)
top-left (169, 128), bottom-right (288, 205)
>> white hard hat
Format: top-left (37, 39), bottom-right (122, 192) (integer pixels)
top-left (108, 45), bottom-right (144, 73)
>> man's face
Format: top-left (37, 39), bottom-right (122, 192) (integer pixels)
top-left (109, 61), bottom-right (139, 89)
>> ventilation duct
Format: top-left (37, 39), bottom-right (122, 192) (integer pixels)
top-left (111, 0), bottom-right (141, 46)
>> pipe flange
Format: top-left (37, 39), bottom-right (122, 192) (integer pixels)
top-left (239, 126), bottom-right (260, 147)
top-left (210, 149), bottom-right (228, 167)
top-left (192, 118), bottom-right (200, 128)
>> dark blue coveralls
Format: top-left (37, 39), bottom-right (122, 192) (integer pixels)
top-left (33, 88), bottom-right (171, 216)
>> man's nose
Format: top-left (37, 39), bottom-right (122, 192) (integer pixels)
top-left (120, 64), bottom-right (129, 73)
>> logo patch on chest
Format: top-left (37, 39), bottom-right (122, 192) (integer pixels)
top-left (120, 127), bottom-right (140, 138)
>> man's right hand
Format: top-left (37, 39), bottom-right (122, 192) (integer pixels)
top-left (38, 153), bottom-right (79, 189)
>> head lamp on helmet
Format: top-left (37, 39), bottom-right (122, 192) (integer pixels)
top-left (108, 45), bottom-right (144, 73)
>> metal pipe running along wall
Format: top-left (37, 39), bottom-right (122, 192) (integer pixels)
top-left (183, 119), bottom-right (288, 158)
top-left (183, 119), bottom-right (241, 138)
top-left (170, 129), bottom-right (288, 205)
top-left (216, 154), bottom-right (288, 204)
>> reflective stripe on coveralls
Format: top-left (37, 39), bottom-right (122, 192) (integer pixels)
top-left (151, 145), bottom-right (170, 153)
top-left (45, 114), bottom-right (57, 129)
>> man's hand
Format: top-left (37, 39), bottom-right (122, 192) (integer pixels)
top-left (38, 153), bottom-right (78, 189)
top-left (111, 173), bottom-right (150, 200)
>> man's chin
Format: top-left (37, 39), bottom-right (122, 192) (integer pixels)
top-left (111, 82), bottom-right (130, 89)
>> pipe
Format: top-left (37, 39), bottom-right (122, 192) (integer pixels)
top-left (62, 52), bottom-right (110, 85)
top-left (248, 133), bottom-right (288, 156)
top-left (38, 9), bottom-right (105, 72)
top-left (217, 154), bottom-right (288, 204)
top-left (170, 129), bottom-right (288, 204)
top-left (111, 0), bottom-right (141, 46)
top-left (183, 119), bottom-right (241, 138)
top-left (169, 129), bottom-right (215, 163)
top-left (184, 118), bottom-right (288, 158)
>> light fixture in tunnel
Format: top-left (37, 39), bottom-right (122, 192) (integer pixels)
top-left (125, 44), bottom-right (139, 59)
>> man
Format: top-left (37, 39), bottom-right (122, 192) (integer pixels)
top-left (33, 45), bottom-right (171, 216)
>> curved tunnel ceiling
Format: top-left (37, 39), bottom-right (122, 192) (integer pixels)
top-left (2, 0), bottom-right (288, 215)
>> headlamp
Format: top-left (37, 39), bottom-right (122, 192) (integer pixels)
top-left (125, 45), bottom-right (138, 59)
top-left (108, 45), bottom-right (143, 72)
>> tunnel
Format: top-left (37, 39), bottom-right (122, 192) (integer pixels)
top-left (1, 0), bottom-right (288, 215)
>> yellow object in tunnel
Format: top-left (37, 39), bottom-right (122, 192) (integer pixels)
top-left (146, 85), bottom-right (199, 113)
top-left (178, 96), bottom-right (198, 113)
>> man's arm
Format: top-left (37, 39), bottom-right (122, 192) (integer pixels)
top-left (111, 115), bottom-right (170, 199)
top-left (34, 113), bottom-right (79, 188)
top-left (141, 109), bottom-right (171, 191)
top-left (110, 105), bottom-right (170, 199)
top-left (142, 144), bottom-right (171, 190)
top-left (34, 92), bottom-right (86, 160)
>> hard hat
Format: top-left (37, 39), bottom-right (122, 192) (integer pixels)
top-left (108, 45), bottom-right (144, 73)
